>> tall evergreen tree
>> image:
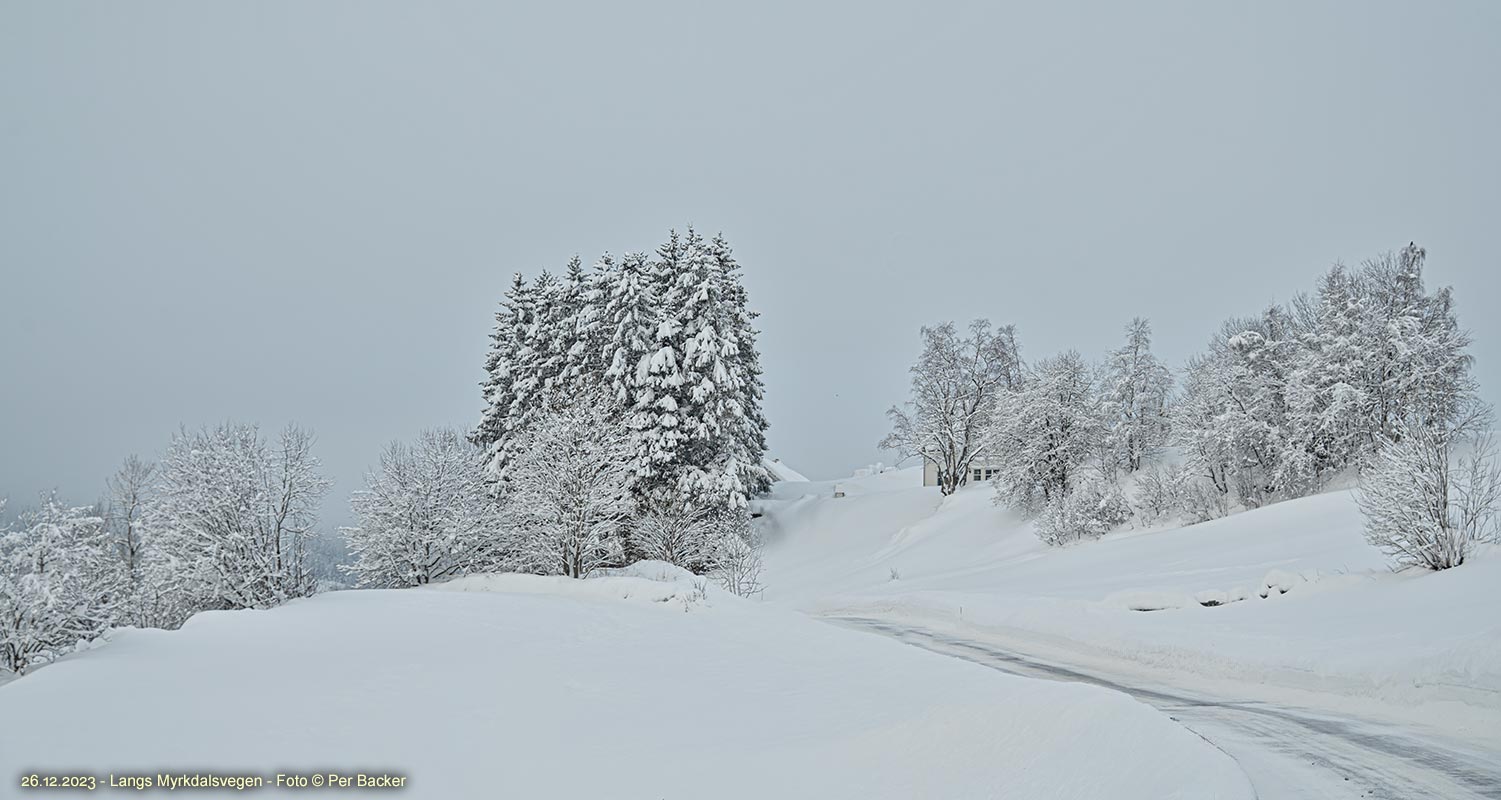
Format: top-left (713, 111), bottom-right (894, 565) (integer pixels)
top-left (473, 273), bottom-right (538, 480)
top-left (710, 233), bottom-right (772, 495)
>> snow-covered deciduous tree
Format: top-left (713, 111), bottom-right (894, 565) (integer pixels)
top-left (342, 429), bottom-right (505, 588)
top-left (1172, 307), bottom-right (1307, 509)
top-left (148, 423), bottom-right (330, 612)
top-left (1286, 265), bottom-right (1370, 480)
top-left (1359, 244), bottom-right (1476, 443)
top-left (1357, 407), bottom-right (1500, 571)
top-left (882, 320), bottom-right (1023, 495)
top-left (102, 455), bottom-right (172, 627)
top-left (991, 350), bottom-right (1103, 515)
top-left (104, 455), bottom-right (153, 593)
top-left (0, 494), bottom-right (118, 674)
top-left (503, 398), bottom-right (637, 578)
top-left (1099, 318), bottom-right (1173, 473)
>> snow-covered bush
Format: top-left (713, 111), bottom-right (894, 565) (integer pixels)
top-left (0, 494), bottom-right (120, 674)
top-left (146, 423), bottom-right (330, 613)
top-left (1357, 420), bottom-right (1501, 571)
top-left (504, 398), bottom-right (636, 578)
top-left (629, 506), bottom-right (714, 571)
top-left (343, 429), bottom-right (505, 588)
top-left (1034, 479), bottom-right (1132, 546)
top-left (1132, 464), bottom-right (1182, 525)
top-left (1175, 477), bottom-right (1232, 524)
top-left (705, 509), bottom-right (765, 598)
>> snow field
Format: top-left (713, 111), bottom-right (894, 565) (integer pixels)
top-left (0, 563), bottom-right (1253, 799)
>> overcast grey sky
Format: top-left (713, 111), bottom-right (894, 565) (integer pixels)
top-left (2, 1), bottom-right (1497, 526)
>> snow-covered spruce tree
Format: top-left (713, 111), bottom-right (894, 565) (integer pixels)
top-left (0, 493), bottom-right (119, 675)
top-left (599, 251), bottom-right (664, 494)
top-left (503, 397), bottom-right (637, 578)
top-left (544, 256), bottom-right (610, 401)
top-left (882, 319), bottom-right (1023, 495)
top-left (635, 229), bottom-right (689, 502)
top-left (646, 228), bottom-right (770, 510)
top-left (709, 233), bottom-right (772, 497)
top-left (1099, 318), bottom-right (1173, 474)
top-left (343, 429), bottom-right (505, 588)
top-left (473, 272), bottom-right (537, 482)
top-left (1357, 406), bottom-right (1500, 571)
top-left (148, 423), bottom-right (330, 613)
top-left (991, 350), bottom-right (1103, 515)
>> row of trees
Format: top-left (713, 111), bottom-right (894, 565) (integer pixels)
top-left (340, 403), bottom-right (766, 591)
top-left (1, 423), bottom-right (332, 673)
top-left (884, 244), bottom-right (1497, 567)
top-left (472, 228), bottom-right (770, 511)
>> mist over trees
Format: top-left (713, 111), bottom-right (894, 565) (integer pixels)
top-left (884, 243), bottom-right (1495, 562)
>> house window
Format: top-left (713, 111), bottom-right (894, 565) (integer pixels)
top-left (972, 467), bottom-right (999, 482)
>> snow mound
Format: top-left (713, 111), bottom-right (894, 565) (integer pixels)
top-left (0, 574), bottom-right (1253, 799)
top-left (429, 561), bottom-right (716, 609)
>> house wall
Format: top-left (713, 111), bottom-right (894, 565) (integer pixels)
top-left (922, 454), bottom-right (1005, 487)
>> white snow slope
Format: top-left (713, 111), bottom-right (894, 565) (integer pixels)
top-left (0, 562), bottom-right (1252, 799)
top-left (759, 466), bottom-right (1501, 746)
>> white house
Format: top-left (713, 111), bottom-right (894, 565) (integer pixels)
top-left (922, 454), bottom-right (1005, 488)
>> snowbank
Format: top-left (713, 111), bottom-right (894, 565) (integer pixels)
top-left (761, 467), bottom-right (1501, 721)
top-left (0, 566), bottom-right (1252, 799)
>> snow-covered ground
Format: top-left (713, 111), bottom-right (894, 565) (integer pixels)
top-left (759, 465), bottom-right (1501, 797)
top-left (0, 562), bottom-right (1252, 799)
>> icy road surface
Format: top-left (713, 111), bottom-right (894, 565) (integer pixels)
top-left (834, 616), bottom-right (1501, 800)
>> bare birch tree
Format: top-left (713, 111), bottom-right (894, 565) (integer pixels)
top-left (881, 320), bottom-right (1022, 495)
